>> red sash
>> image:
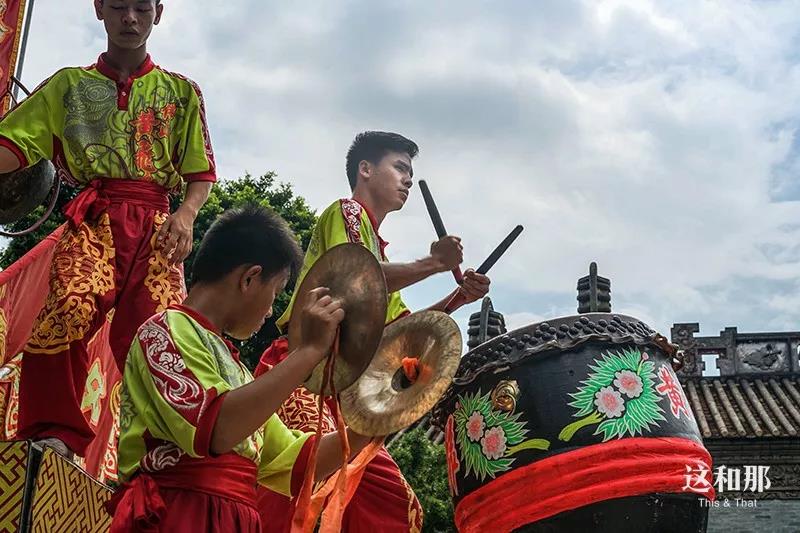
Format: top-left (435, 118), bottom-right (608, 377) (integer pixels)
top-left (64, 178), bottom-right (170, 228)
top-left (107, 453), bottom-right (258, 532)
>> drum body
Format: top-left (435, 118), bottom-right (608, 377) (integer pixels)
top-left (433, 313), bottom-right (713, 533)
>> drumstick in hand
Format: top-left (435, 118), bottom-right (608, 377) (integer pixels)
top-left (444, 225), bottom-right (524, 313)
top-left (419, 180), bottom-right (464, 285)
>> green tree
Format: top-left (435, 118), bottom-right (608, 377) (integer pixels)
top-left (391, 427), bottom-right (456, 533)
top-left (0, 172), bottom-right (318, 370)
top-left (179, 173), bottom-right (317, 369)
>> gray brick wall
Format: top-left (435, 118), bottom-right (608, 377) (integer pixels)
top-left (707, 500), bottom-right (800, 533)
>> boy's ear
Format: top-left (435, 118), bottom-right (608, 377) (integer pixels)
top-left (154, 3), bottom-right (164, 25)
top-left (358, 160), bottom-right (372, 183)
top-left (241, 265), bottom-right (264, 291)
top-left (94, 0), bottom-right (104, 20)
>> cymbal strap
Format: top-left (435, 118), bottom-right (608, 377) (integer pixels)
top-left (318, 359), bottom-right (351, 533)
top-left (291, 330), bottom-right (340, 533)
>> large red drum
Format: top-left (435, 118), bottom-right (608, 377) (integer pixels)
top-left (432, 313), bottom-right (714, 532)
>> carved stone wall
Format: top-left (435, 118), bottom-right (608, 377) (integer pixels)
top-left (705, 439), bottom-right (800, 500)
top-left (672, 324), bottom-right (800, 377)
top-left (707, 500), bottom-right (800, 533)
top-left (705, 442), bottom-right (800, 533)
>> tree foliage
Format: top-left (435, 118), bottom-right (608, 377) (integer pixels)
top-left (183, 173), bottom-right (317, 369)
top-left (0, 172), bottom-right (318, 369)
top-left (391, 427), bottom-right (456, 532)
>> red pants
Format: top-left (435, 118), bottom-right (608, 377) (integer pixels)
top-left (16, 179), bottom-right (184, 455)
top-left (157, 489), bottom-right (260, 532)
top-left (255, 339), bottom-right (424, 532)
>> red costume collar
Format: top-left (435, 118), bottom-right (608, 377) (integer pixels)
top-left (352, 198), bottom-right (389, 254)
top-left (169, 304), bottom-right (242, 362)
top-left (96, 53), bottom-right (155, 83)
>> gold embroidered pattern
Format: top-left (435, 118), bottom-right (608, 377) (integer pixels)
top-left (401, 471), bottom-right (424, 533)
top-left (144, 212), bottom-right (186, 313)
top-left (5, 372), bottom-right (18, 439)
top-left (98, 381), bottom-right (121, 484)
top-left (30, 449), bottom-right (113, 532)
top-left (26, 216), bottom-right (115, 355)
top-left (0, 285), bottom-right (7, 363)
top-left (0, 353), bottom-right (21, 440)
top-left (0, 441), bottom-right (29, 532)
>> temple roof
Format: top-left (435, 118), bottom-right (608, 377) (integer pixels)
top-left (680, 375), bottom-right (800, 439)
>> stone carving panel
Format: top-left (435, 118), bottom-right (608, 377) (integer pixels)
top-left (736, 342), bottom-right (789, 373)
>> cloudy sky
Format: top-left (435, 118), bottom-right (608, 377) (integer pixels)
top-left (18, 0), bottom-right (800, 372)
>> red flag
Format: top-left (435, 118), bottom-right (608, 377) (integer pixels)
top-left (0, 224), bottom-right (122, 483)
top-left (0, 0), bottom-right (27, 116)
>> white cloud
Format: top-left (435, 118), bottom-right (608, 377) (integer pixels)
top-left (15, 0), bottom-right (800, 343)
top-left (504, 312), bottom-right (549, 333)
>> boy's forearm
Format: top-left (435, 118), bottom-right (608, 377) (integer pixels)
top-left (314, 429), bottom-right (374, 482)
top-left (177, 180), bottom-right (212, 217)
top-left (210, 347), bottom-right (320, 454)
top-left (425, 288), bottom-right (460, 314)
top-left (382, 257), bottom-right (444, 293)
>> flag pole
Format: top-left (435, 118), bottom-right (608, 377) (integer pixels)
top-left (13, 0), bottom-right (36, 100)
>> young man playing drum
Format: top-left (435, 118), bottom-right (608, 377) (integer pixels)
top-left (256, 131), bottom-right (491, 532)
top-left (0, 0), bottom-right (215, 458)
top-left (110, 205), bottom-right (373, 531)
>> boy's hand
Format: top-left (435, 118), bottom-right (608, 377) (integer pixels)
top-left (299, 287), bottom-right (345, 362)
top-left (156, 207), bottom-right (196, 266)
top-left (430, 235), bottom-right (463, 272)
top-left (458, 269), bottom-right (491, 303)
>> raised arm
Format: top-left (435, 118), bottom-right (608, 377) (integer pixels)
top-left (426, 268), bottom-right (491, 313)
top-left (382, 234), bottom-right (464, 292)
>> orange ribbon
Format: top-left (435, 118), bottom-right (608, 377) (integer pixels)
top-left (290, 331), bottom-right (338, 532)
top-left (291, 330), bottom-right (381, 533)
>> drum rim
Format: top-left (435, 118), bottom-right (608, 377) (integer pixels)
top-left (432, 312), bottom-right (678, 428)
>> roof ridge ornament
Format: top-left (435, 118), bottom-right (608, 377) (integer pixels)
top-left (577, 262), bottom-right (611, 313)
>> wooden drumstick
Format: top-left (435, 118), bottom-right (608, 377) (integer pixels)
top-left (444, 225), bottom-right (524, 313)
top-left (418, 180), bottom-right (464, 285)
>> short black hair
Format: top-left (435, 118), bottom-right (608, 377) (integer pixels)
top-left (191, 205), bottom-right (302, 286)
top-left (345, 131), bottom-right (419, 191)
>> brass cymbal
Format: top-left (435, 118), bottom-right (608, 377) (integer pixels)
top-left (340, 310), bottom-right (462, 436)
top-left (289, 243), bottom-right (388, 395)
top-left (0, 160), bottom-right (55, 225)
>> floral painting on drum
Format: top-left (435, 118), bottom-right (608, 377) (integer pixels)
top-left (559, 348), bottom-right (666, 443)
top-left (452, 390), bottom-right (550, 483)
